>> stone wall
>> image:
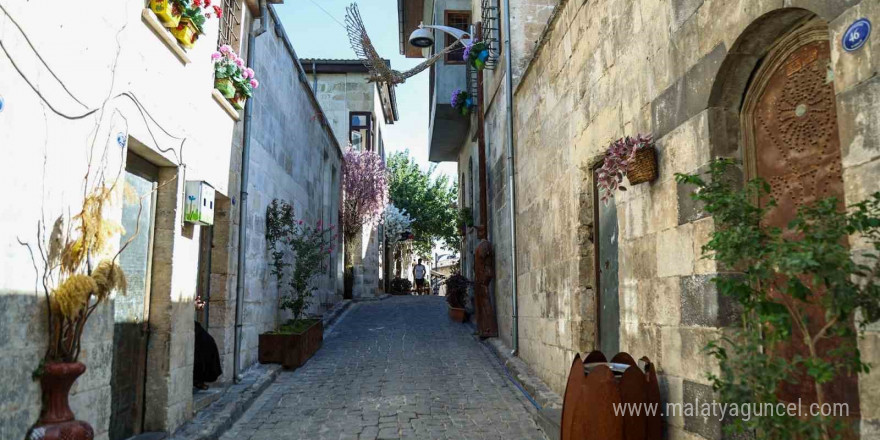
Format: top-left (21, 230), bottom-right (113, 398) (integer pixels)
top-left (309, 68), bottom-right (387, 299)
top-left (238, 6), bottom-right (345, 370)
top-left (508, 0), bottom-right (880, 438)
top-left (0, 1), bottom-right (239, 438)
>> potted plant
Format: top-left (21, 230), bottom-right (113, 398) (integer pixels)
top-left (596, 133), bottom-right (656, 204)
top-left (24, 185), bottom-right (129, 440)
top-left (457, 207), bottom-right (474, 236)
top-left (231, 67), bottom-right (259, 110)
top-left (390, 277), bottom-right (412, 295)
top-left (259, 200), bottom-right (334, 369)
top-left (212, 45), bottom-right (240, 99)
top-left (445, 274), bottom-right (471, 323)
top-left (464, 40), bottom-right (490, 70)
top-left (171, 0), bottom-right (221, 49)
top-left (451, 88), bottom-right (474, 117)
top-left (151, 0), bottom-right (188, 28)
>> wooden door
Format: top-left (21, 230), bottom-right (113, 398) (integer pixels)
top-left (594, 169), bottom-right (619, 356)
top-left (743, 23), bottom-right (857, 417)
top-left (110, 153), bottom-right (158, 440)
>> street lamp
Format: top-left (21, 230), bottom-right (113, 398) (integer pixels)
top-left (408, 21), bottom-right (472, 48)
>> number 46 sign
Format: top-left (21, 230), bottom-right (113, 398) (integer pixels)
top-left (843, 18), bottom-right (871, 53)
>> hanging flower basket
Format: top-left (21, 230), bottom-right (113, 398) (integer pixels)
top-left (464, 40), bottom-right (490, 71)
top-left (171, 18), bottom-right (199, 49)
top-left (151, 0), bottom-right (184, 28)
top-left (596, 134), bottom-right (656, 204)
top-left (626, 145), bottom-right (657, 185)
top-left (451, 88), bottom-right (474, 117)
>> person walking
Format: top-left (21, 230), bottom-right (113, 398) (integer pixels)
top-left (413, 259), bottom-right (427, 295)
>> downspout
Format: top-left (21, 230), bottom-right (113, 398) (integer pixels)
top-left (312, 61), bottom-right (318, 93)
top-left (234, 0), bottom-right (267, 383)
top-left (502, 0), bottom-right (519, 356)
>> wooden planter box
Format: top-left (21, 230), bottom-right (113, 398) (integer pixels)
top-left (258, 320), bottom-right (323, 369)
top-left (448, 306), bottom-right (467, 323)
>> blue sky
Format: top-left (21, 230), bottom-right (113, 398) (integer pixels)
top-left (274, 0), bottom-right (457, 181)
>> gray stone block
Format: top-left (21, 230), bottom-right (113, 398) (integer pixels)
top-left (680, 274), bottom-right (741, 327)
top-left (652, 44), bottom-right (728, 140)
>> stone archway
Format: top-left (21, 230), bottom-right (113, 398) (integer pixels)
top-left (709, 7), bottom-right (860, 423)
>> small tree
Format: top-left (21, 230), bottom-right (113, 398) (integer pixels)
top-left (386, 150), bottom-right (458, 257)
top-left (266, 199), bottom-right (334, 326)
top-left (341, 148), bottom-right (388, 294)
top-left (675, 159), bottom-right (880, 440)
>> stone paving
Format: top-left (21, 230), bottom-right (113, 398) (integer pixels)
top-left (219, 296), bottom-right (548, 440)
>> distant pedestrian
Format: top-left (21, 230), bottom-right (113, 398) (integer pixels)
top-left (413, 259), bottom-right (427, 295)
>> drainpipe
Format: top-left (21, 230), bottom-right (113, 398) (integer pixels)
top-left (312, 61), bottom-right (318, 93)
top-left (502, 0), bottom-right (519, 356)
top-left (234, 0), bottom-right (267, 383)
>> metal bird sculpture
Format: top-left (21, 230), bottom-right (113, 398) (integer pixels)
top-left (344, 3), bottom-right (461, 86)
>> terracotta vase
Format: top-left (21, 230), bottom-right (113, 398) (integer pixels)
top-left (26, 362), bottom-right (94, 440)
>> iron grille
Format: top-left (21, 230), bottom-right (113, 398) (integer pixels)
top-left (217, 0), bottom-right (242, 52)
top-left (479, 0), bottom-right (500, 70)
top-left (466, 62), bottom-right (479, 101)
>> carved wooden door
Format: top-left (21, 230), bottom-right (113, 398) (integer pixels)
top-left (744, 27), bottom-right (858, 418)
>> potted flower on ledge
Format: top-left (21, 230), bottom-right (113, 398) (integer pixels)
top-left (451, 88), bottom-right (474, 117)
top-left (232, 68), bottom-right (258, 110)
top-left (212, 45), bottom-right (259, 110)
top-left (151, 0), bottom-right (188, 28)
top-left (259, 200), bottom-right (334, 369)
top-left (596, 133), bottom-right (656, 204)
top-left (172, 0), bottom-right (221, 49)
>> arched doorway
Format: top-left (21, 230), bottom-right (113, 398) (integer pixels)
top-left (740, 17), bottom-right (857, 418)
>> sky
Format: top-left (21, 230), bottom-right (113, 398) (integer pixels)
top-left (274, 0), bottom-right (458, 181)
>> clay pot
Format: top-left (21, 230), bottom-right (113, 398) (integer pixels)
top-left (26, 362), bottom-right (94, 440)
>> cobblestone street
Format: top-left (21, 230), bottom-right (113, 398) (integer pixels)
top-left (219, 296), bottom-right (548, 440)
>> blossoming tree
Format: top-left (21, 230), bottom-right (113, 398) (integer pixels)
top-left (341, 147), bottom-right (388, 296)
top-left (383, 203), bottom-right (413, 277)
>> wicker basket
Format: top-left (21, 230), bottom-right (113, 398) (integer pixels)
top-left (626, 146), bottom-right (657, 185)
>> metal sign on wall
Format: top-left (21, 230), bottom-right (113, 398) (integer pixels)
top-left (843, 18), bottom-right (871, 52)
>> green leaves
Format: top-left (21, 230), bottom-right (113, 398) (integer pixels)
top-left (386, 150), bottom-right (459, 257)
top-left (266, 199), bottom-right (334, 324)
top-left (676, 159), bottom-right (880, 439)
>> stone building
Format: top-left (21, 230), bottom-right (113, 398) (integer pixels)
top-left (302, 59), bottom-right (399, 298)
top-left (402, 0), bottom-right (880, 438)
top-left (228, 8), bottom-right (345, 376)
top-left (0, 1), bottom-right (343, 439)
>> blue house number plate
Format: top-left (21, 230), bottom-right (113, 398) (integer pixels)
top-left (843, 18), bottom-right (871, 52)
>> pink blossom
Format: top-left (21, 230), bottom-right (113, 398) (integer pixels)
top-left (219, 44), bottom-right (232, 54)
top-left (245, 67), bottom-right (255, 79)
top-left (250, 79), bottom-right (259, 89)
top-left (234, 58), bottom-right (244, 67)
top-left (211, 51), bottom-right (222, 61)
top-left (341, 148), bottom-right (388, 232)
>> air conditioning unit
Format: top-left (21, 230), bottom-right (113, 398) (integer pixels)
top-left (184, 180), bottom-right (215, 225)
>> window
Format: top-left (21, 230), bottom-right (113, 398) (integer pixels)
top-left (217, 0), bottom-right (242, 52)
top-left (349, 112), bottom-right (373, 151)
top-left (444, 11), bottom-right (470, 64)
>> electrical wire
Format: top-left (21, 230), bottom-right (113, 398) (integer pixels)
top-left (1, 4), bottom-right (186, 165)
top-left (305, 0), bottom-right (347, 30)
top-left (0, 39), bottom-right (101, 120)
top-left (0, 3), bottom-right (89, 108)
